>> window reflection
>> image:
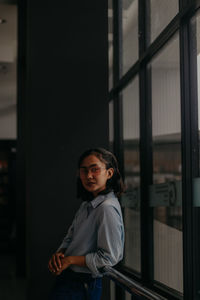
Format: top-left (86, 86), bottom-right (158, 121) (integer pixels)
top-left (121, 76), bottom-right (141, 273)
top-left (108, 0), bottom-right (113, 90)
top-left (122, 0), bottom-right (138, 75)
top-left (0, 4), bottom-right (17, 139)
top-left (197, 12), bottom-right (200, 141)
top-left (150, 33), bottom-right (183, 292)
top-left (109, 100), bottom-right (114, 152)
top-left (149, 0), bottom-right (179, 44)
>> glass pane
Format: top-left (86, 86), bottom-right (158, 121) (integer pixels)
top-left (197, 13), bottom-right (200, 133)
top-left (0, 4), bottom-right (17, 139)
top-left (150, 33), bottom-right (183, 292)
top-left (110, 281), bottom-right (116, 300)
top-left (121, 76), bottom-right (141, 273)
top-left (149, 0), bottom-right (179, 44)
top-left (193, 9), bottom-right (200, 297)
top-left (0, 4), bottom-right (19, 300)
top-left (108, 0), bottom-right (113, 90)
top-left (125, 291), bottom-right (132, 300)
top-left (109, 100), bottom-right (114, 152)
top-left (122, 0), bottom-right (138, 75)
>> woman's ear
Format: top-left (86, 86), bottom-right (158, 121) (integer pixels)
top-left (107, 168), bottom-right (114, 179)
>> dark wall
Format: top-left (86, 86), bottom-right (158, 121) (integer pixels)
top-left (17, 1), bottom-right (109, 299)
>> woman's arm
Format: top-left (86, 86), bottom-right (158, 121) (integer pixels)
top-left (48, 203), bottom-right (86, 274)
top-left (53, 255), bottom-right (86, 275)
top-left (85, 204), bottom-right (124, 277)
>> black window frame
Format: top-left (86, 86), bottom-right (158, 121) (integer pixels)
top-left (109, 0), bottom-right (200, 299)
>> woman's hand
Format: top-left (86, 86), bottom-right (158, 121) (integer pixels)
top-left (48, 251), bottom-right (65, 274)
top-left (48, 254), bottom-right (86, 276)
top-left (54, 256), bottom-right (73, 275)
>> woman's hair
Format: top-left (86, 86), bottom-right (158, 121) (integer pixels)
top-left (77, 147), bottom-right (124, 201)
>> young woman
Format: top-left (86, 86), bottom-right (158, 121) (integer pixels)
top-left (48, 148), bottom-right (124, 300)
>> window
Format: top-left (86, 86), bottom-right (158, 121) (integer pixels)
top-left (197, 12), bottom-right (200, 142)
top-left (121, 76), bottom-right (140, 273)
top-left (148, 0), bottom-right (179, 44)
top-left (109, 1), bottom-right (200, 299)
top-left (108, 0), bottom-right (113, 90)
top-left (109, 100), bottom-right (114, 151)
top-left (150, 33), bottom-right (183, 292)
top-left (122, 0), bottom-right (138, 75)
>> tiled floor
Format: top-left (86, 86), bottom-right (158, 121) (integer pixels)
top-left (0, 254), bottom-right (26, 300)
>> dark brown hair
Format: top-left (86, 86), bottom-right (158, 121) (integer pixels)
top-left (77, 148), bottom-right (124, 201)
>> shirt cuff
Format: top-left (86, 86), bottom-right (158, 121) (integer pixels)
top-left (85, 253), bottom-right (104, 277)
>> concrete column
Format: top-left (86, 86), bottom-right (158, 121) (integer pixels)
top-left (17, 1), bottom-right (109, 299)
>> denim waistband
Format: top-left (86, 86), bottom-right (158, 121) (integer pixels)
top-left (59, 268), bottom-right (94, 283)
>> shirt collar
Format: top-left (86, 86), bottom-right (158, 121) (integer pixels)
top-left (90, 191), bottom-right (115, 209)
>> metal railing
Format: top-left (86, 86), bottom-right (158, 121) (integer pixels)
top-left (103, 266), bottom-right (167, 300)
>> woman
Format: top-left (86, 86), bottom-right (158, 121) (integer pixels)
top-left (48, 148), bottom-right (124, 300)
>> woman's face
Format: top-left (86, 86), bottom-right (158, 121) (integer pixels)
top-left (79, 154), bottom-right (114, 197)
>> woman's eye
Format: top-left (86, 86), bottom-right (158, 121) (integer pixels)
top-left (92, 167), bottom-right (99, 173)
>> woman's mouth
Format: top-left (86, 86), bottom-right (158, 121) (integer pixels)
top-left (87, 182), bottom-right (96, 187)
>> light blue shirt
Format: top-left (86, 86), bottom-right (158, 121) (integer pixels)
top-left (57, 191), bottom-right (124, 277)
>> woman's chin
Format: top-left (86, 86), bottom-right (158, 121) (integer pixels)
top-left (84, 185), bottom-right (96, 194)
top-left (86, 188), bottom-right (100, 197)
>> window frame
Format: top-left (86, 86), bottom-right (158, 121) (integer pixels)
top-left (109, 0), bottom-right (200, 299)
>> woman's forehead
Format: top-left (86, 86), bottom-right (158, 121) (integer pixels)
top-left (80, 154), bottom-right (104, 167)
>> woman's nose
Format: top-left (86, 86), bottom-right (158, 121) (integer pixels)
top-left (86, 170), bottom-right (93, 178)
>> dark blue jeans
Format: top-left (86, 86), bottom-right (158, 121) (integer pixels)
top-left (49, 269), bottom-right (102, 300)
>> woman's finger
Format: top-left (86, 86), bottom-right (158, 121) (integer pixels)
top-left (48, 259), bottom-right (55, 273)
top-left (52, 254), bottom-right (58, 271)
top-left (55, 253), bottom-right (63, 269)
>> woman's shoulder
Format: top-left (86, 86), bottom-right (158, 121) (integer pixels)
top-left (95, 195), bottom-right (123, 227)
top-left (98, 192), bottom-right (122, 214)
top-left (103, 192), bottom-right (120, 206)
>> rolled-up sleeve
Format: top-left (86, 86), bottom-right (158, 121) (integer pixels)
top-left (85, 204), bottom-right (124, 277)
